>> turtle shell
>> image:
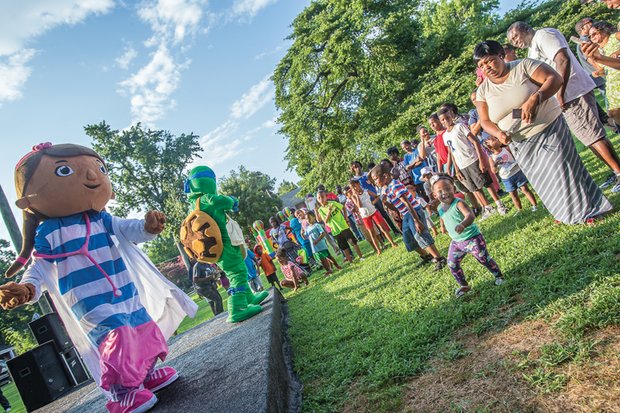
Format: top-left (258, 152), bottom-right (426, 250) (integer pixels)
top-left (180, 209), bottom-right (223, 263)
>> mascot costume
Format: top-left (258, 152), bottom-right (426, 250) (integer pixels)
top-left (0, 143), bottom-right (198, 413)
top-left (183, 166), bottom-right (268, 323)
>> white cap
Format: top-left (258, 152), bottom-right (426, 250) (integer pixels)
top-left (420, 167), bottom-right (433, 176)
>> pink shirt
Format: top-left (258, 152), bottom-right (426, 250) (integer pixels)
top-left (280, 262), bottom-right (304, 282)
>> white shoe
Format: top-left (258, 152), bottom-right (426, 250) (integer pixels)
top-left (497, 204), bottom-right (508, 215)
top-left (612, 177), bottom-right (620, 193)
top-left (494, 277), bottom-right (505, 286)
top-left (480, 208), bottom-right (493, 220)
top-left (530, 206), bottom-right (537, 212)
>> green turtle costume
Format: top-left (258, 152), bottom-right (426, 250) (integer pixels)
top-left (185, 166), bottom-right (269, 322)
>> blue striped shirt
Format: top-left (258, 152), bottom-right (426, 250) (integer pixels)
top-left (34, 211), bottom-right (151, 345)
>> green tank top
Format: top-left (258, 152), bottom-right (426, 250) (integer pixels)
top-left (438, 198), bottom-right (480, 242)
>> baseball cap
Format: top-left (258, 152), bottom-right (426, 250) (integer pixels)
top-left (420, 167), bottom-right (433, 176)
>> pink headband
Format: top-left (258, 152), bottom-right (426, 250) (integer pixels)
top-left (15, 142), bottom-right (53, 170)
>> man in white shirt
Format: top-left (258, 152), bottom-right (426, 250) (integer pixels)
top-left (507, 21), bottom-right (620, 188)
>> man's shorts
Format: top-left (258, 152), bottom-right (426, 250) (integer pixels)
top-left (460, 162), bottom-right (492, 193)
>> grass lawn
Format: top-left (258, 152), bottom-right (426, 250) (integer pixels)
top-left (286, 134), bottom-right (620, 412)
top-left (2, 381), bottom-right (26, 413)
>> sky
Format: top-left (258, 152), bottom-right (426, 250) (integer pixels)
top-left (0, 0), bottom-right (520, 246)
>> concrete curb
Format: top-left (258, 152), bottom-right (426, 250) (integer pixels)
top-left (34, 288), bottom-right (302, 413)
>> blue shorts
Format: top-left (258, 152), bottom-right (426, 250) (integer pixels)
top-left (401, 209), bottom-right (435, 252)
top-left (502, 170), bottom-right (528, 192)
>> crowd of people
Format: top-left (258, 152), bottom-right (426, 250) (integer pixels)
top-left (244, 12), bottom-right (620, 299)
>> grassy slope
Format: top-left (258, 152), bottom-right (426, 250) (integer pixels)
top-left (287, 134), bottom-right (620, 412)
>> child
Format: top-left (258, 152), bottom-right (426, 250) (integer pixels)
top-left (438, 107), bottom-right (507, 219)
top-left (269, 216), bottom-right (299, 262)
top-left (432, 175), bottom-right (504, 297)
top-left (349, 178), bottom-right (397, 255)
top-left (245, 247), bottom-right (264, 293)
top-left (317, 190), bottom-right (364, 263)
top-left (276, 248), bottom-right (309, 291)
top-left (305, 211), bottom-right (342, 275)
top-left (484, 136), bottom-right (538, 212)
top-left (370, 163), bottom-right (447, 270)
top-left (254, 245), bottom-right (282, 291)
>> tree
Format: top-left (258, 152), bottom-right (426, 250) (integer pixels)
top-left (278, 180), bottom-right (298, 195)
top-left (85, 121), bottom-right (201, 262)
top-left (218, 166), bottom-right (283, 232)
top-left (0, 239), bottom-right (37, 352)
top-left (273, 0), bottom-right (615, 192)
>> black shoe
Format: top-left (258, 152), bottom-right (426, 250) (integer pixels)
top-left (497, 189), bottom-right (507, 197)
top-left (433, 257), bottom-right (446, 271)
top-left (417, 254), bottom-right (433, 267)
top-left (472, 207), bottom-right (481, 217)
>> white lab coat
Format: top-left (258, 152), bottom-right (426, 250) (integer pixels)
top-left (20, 216), bottom-right (198, 397)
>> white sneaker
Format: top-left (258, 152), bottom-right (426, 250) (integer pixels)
top-left (497, 204), bottom-right (508, 215)
top-left (530, 206), bottom-right (537, 212)
top-left (480, 208), bottom-right (494, 220)
top-left (611, 177), bottom-right (620, 193)
top-left (494, 277), bottom-right (505, 286)
top-left (600, 173), bottom-right (617, 189)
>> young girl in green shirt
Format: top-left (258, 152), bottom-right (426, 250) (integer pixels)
top-left (433, 175), bottom-right (504, 297)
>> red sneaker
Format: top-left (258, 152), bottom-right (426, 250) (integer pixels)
top-left (106, 389), bottom-right (157, 413)
top-left (143, 366), bottom-right (179, 392)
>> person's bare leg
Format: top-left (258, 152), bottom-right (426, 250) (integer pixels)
top-left (509, 190), bottom-right (522, 210)
top-left (343, 248), bottom-right (353, 263)
top-left (466, 192), bottom-right (480, 209)
top-left (486, 186), bottom-right (501, 202)
top-left (590, 138), bottom-right (620, 173)
top-left (367, 226), bottom-right (382, 254)
top-left (520, 184), bottom-right (538, 207)
top-left (378, 222), bottom-right (397, 247)
top-left (426, 244), bottom-right (442, 259)
top-left (474, 190), bottom-right (489, 207)
top-left (353, 243), bottom-right (363, 259)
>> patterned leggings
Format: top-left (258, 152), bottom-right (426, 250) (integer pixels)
top-left (447, 233), bottom-right (502, 286)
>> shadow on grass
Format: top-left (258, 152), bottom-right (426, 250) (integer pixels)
top-left (287, 207), bottom-right (620, 413)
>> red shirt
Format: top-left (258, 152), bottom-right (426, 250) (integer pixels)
top-left (433, 130), bottom-right (449, 166)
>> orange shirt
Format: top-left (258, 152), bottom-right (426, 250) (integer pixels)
top-left (257, 252), bottom-right (276, 275)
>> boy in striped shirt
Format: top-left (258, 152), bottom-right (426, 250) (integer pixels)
top-left (370, 164), bottom-right (446, 270)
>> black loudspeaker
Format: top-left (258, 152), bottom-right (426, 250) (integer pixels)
top-left (61, 347), bottom-right (91, 386)
top-left (29, 312), bottom-right (73, 352)
top-left (7, 341), bottom-right (71, 412)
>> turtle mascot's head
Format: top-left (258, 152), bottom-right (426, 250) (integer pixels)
top-left (185, 166), bottom-right (217, 197)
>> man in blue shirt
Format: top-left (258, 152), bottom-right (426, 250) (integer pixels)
top-left (401, 139), bottom-right (428, 199)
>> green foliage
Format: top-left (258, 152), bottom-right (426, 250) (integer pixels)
top-left (277, 180), bottom-right (298, 195)
top-left (274, 0), bottom-right (616, 192)
top-left (285, 133), bottom-right (620, 412)
top-left (85, 121), bottom-right (201, 262)
top-left (218, 166), bottom-right (283, 231)
top-left (0, 239), bottom-right (36, 353)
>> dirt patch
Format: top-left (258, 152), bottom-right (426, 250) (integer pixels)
top-left (399, 322), bottom-right (620, 413)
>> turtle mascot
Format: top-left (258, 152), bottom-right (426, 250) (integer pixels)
top-left (181, 166), bottom-right (269, 322)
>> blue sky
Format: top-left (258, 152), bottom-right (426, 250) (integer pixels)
top-left (0, 0), bottom-right (520, 245)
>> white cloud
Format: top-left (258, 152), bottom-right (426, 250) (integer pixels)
top-left (138, 0), bottom-right (206, 45)
top-left (231, 0), bottom-right (278, 18)
top-left (119, 44), bottom-right (186, 126)
top-left (115, 46), bottom-right (137, 69)
top-left (119, 0), bottom-right (208, 125)
top-left (261, 115), bottom-right (277, 129)
top-left (230, 76), bottom-right (275, 119)
top-left (0, 49), bottom-right (36, 103)
top-left (195, 120), bottom-right (243, 167)
top-left (0, 0), bottom-right (114, 104)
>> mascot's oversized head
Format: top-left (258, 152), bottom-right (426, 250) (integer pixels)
top-left (185, 166), bottom-right (217, 198)
top-left (6, 142), bottom-right (113, 277)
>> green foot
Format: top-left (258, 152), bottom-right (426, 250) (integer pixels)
top-left (250, 290), bottom-right (269, 305)
top-left (227, 303), bottom-right (263, 322)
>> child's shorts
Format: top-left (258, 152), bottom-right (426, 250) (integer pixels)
top-left (266, 273), bottom-right (279, 284)
top-left (362, 210), bottom-right (388, 231)
top-left (502, 170), bottom-right (528, 192)
top-left (314, 250), bottom-right (330, 260)
top-left (334, 228), bottom-right (358, 251)
top-left (460, 162), bottom-right (493, 193)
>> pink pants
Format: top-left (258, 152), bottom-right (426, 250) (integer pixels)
top-left (99, 321), bottom-right (168, 393)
